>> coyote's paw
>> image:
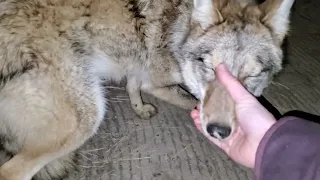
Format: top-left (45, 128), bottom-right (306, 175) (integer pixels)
top-left (134, 103), bottom-right (157, 119)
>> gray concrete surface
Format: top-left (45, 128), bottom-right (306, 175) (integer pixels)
top-left (65, 1), bottom-right (320, 179)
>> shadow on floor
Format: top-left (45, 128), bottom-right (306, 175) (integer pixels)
top-left (257, 96), bottom-right (283, 119)
top-left (257, 96), bottom-right (320, 124)
top-left (283, 110), bottom-right (320, 124)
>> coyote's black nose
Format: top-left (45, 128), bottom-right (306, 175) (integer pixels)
top-left (206, 123), bottom-right (231, 139)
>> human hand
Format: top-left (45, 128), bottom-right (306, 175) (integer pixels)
top-left (190, 63), bottom-right (276, 168)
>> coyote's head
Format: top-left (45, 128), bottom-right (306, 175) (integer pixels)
top-left (171, 0), bottom-right (295, 139)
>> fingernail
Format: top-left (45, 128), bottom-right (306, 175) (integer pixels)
top-left (218, 63), bottom-right (227, 71)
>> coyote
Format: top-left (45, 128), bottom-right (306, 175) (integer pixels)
top-left (0, 0), bottom-right (294, 179)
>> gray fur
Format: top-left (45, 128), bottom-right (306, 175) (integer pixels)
top-left (0, 0), bottom-right (294, 179)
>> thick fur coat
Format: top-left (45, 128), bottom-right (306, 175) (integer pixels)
top-left (0, 0), bottom-right (295, 179)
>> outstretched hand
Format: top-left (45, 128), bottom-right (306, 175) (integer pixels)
top-left (190, 63), bottom-right (276, 168)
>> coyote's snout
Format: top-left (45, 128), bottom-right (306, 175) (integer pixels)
top-left (201, 79), bottom-right (235, 139)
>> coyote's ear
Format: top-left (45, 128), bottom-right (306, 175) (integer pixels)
top-left (192, 0), bottom-right (224, 29)
top-left (259, 0), bottom-right (295, 43)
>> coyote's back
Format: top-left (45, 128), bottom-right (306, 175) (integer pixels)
top-left (0, 0), bottom-right (196, 179)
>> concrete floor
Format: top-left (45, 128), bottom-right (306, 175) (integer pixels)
top-left (65, 1), bottom-right (320, 180)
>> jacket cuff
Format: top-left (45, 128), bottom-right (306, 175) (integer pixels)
top-left (253, 116), bottom-right (296, 179)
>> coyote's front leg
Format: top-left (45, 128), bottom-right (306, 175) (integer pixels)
top-left (126, 77), bottom-right (157, 119)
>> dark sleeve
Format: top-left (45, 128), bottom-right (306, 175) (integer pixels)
top-left (254, 116), bottom-right (320, 180)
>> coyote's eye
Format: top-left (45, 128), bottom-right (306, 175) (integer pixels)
top-left (196, 57), bottom-right (204, 62)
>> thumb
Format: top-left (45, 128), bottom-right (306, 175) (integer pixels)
top-left (216, 63), bottom-right (257, 104)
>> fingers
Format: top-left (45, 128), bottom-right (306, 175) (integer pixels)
top-left (190, 109), bottom-right (200, 119)
top-left (216, 63), bottom-right (256, 103)
top-left (191, 103), bottom-right (200, 119)
top-left (193, 117), bottom-right (203, 133)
